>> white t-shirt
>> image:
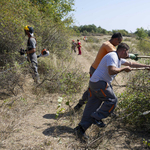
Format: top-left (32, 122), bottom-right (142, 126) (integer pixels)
top-left (90, 52), bottom-right (127, 84)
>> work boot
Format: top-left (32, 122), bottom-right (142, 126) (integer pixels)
top-left (74, 103), bottom-right (82, 112)
top-left (74, 125), bottom-right (88, 142)
top-left (92, 118), bottom-right (106, 128)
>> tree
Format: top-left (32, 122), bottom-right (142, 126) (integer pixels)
top-left (135, 27), bottom-right (148, 40)
top-left (97, 26), bottom-right (102, 33)
top-left (112, 29), bottom-right (129, 36)
top-left (30, 0), bottom-right (75, 22)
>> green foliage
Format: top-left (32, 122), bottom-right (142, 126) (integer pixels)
top-left (71, 25), bottom-right (136, 36)
top-left (0, 0), bottom-right (74, 64)
top-left (112, 29), bottom-right (129, 36)
top-left (0, 0), bottom-right (24, 53)
top-left (79, 24), bottom-right (97, 33)
top-left (135, 27), bottom-right (148, 40)
top-left (0, 0), bottom-right (77, 100)
top-left (143, 138), bottom-right (150, 148)
top-left (82, 30), bottom-right (88, 36)
top-left (70, 26), bottom-right (80, 35)
top-left (59, 71), bottom-right (85, 94)
top-left (30, 0), bottom-right (74, 22)
top-left (136, 38), bottom-right (150, 54)
top-left (71, 24), bottom-right (110, 35)
top-left (0, 0), bottom-right (78, 100)
top-left (118, 71), bottom-right (150, 130)
top-left (37, 55), bottom-right (87, 95)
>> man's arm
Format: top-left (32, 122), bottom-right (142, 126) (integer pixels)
top-left (26, 48), bottom-right (36, 54)
top-left (123, 61), bottom-right (150, 68)
top-left (108, 66), bottom-right (131, 75)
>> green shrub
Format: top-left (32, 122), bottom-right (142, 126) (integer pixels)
top-left (0, 0), bottom-right (74, 66)
top-left (136, 39), bottom-right (150, 54)
top-left (118, 70), bottom-right (150, 130)
top-left (41, 68), bottom-right (86, 95)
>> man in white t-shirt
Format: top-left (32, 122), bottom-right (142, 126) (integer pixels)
top-left (74, 33), bottom-right (122, 111)
top-left (74, 43), bottom-right (150, 141)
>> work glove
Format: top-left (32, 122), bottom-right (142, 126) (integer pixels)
top-left (128, 53), bottom-right (139, 61)
top-left (19, 48), bottom-right (27, 55)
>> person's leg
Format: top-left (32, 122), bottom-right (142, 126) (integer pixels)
top-left (71, 46), bottom-right (74, 52)
top-left (74, 89), bottom-right (89, 111)
top-left (79, 93), bottom-right (101, 131)
top-left (78, 47), bottom-right (79, 55)
top-left (30, 53), bottom-right (39, 83)
top-left (78, 82), bottom-right (103, 131)
top-left (74, 81), bottom-right (110, 139)
top-left (78, 47), bottom-right (81, 55)
top-left (74, 66), bottom-right (96, 111)
top-left (90, 82), bottom-right (117, 121)
top-left (79, 47), bottom-right (81, 55)
top-left (74, 46), bottom-right (76, 53)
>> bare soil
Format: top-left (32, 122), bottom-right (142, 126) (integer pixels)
top-left (0, 36), bottom-right (149, 150)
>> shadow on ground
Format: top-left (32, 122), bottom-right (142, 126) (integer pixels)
top-left (43, 109), bottom-right (77, 120)
top-left (43, 125), bottom-right (74, 138)
top-left (43, 114), bottom-right (56, 119)
top-left (0, 92), bottom-right (11, 100)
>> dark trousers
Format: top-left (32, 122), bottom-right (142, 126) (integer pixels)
top-left (79, 80), bottom-right (117, 131)
top-left (28, 53), bottom-right (39, 81)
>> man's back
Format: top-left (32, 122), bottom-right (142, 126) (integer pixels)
top-left (92, 41), bottom-right (116, 69)
top-left (91, 52), bottom-right (127, 84)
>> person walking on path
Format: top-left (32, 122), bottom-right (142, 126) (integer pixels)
top-left (83, 36), bottom-right (87, 42)
top-left (74, 43), bottom-right (150, 140)
top-left (71, 40), bottom-right (76, 53)
top-left (77, 39), bottom-right (82, 55)
top-left (74, 33), bottom-right (123, 111)
top-left (21, 25), bottom-right (39, 83)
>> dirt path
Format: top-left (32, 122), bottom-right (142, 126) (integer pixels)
top-left (71, 40), bottom-right (96, 73)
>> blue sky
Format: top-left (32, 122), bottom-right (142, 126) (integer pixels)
top-left (71, 0), bottom-right (150, 33)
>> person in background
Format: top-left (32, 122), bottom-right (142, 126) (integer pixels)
top-left (83, 36), bottom-right (87, 42)
top-left (85, 36), bottom-right (87, 42)
top-left (74, 33), bottom-right (123, 111)
top-left (71, 40), bottom-right (76, 53)
top-left (74, 43), bottom-right (150, 140)
top-left (20, 25), bottom-right (39, 83)
top-left (77, 39), bottom-right (82, 55)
